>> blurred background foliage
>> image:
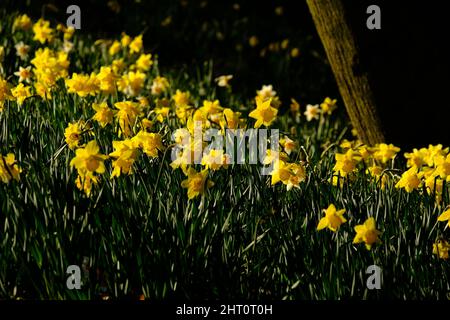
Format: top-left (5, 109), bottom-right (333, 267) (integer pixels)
top-left (1, 0), bottom-right (338, 107)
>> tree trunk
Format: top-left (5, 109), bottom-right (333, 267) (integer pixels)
top-left (306, 0), bottom-right (385, 145)
top-left (306, 0), bottom-right (450, 148)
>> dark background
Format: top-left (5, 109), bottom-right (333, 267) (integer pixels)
top-left (344, 0), bottom-right (450, 147)
top-left (2, 0), bottom-right (449, 147)
top-left (0, 0), bottom-right (338, 108)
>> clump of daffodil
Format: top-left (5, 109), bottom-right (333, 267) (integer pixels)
top-left (13, 14), bottom-right (32, 31)
top-left (109, 139), bottom-right (140, 178)
top-left (333, 149), bottom-right (362, 177)
top-left (284, 162), bottom-right (307, 190)
top-left (181, 167), bottom-right (214, 199)
top-left (341, 141), bottom-right (447, 195)
top-left (256, 84), bottom-right (281, 108)
top-left (357, 144), bottom-right (374, 161)
top-left (331, 135), bottom-right (402, 191)
top-left (111, 58), bottom-right (126, 74)
top-left (170, 130), bottom-right (204, 174)
top-left (249, 96), bottom-right (278, 128)
top-left (151, 76), bottom-right (170, 96)
top-left (64, 121), bottom-right (88, 150)
top-left (31, 48), bottom-right (70, 99)
top-left (132, 131), bottom-right (164, 158)
top-left (220, 108), bottom-right (245, 131)
top-left (92, 102), bottom-right (114, 127)
top-left (0, 153), bottom-right (22, 184)
top-left (263, 149), bottom-right (289, 166)
top-left (96, 66), bottom-right (118, 95)
top-left (129, 34), bottom-right (143, 54)
top-left (172, 90), bottom-right (193, 124)
top-left (70, 141), bottom-right (108, 175)
top-left (173, 89), bottom-right (191, 108)
top-left (117, 71), bottom-right (146, 97)
top-left (199, 99), bottom-right (223, 118)
top-left (340, 142), bottom-right (397, 188)
top-left (303, 104), bottom-right (320, 121)
top-left (135, 53), bottom-right (153, 71)
top-left (343, 141), bottom-right (371, 160)
top-left (316, 204), bottom-right (347, 232)
top-left (153, 105), bottom-right (170, 123)
top-left (372, 143), bottom-right (401, 164)
top-left (185, 109), bottom-right (211, 132)
top-left (394, 145), bottom-right (450, 201)
top-left (31, 48), bottom-right (70, 84)
top-left (65, 73), bottom-right (100, 98)
top-left (186, 113), bottom-right (207, 136)
top-left (114, 101), bottom-right (144, 137)
top-left (353, 217), bottom-right (381, 250)
top-left (404, 148), bottom-right (427, 169)
top-left (280, 136), bottom-right (296, 155)
top-left (270, 159), bottom-right (306, 191)
top-left (201, 149), bottom-right (230, 171)
top-left (432, 239), bottom-right (450, 260)
top-left (70, 141), bottom-right (109, 195)
top-left (320, 97), bottom-right (337, 115)
top-left (423, 144), bottom-right (449, 167)
top-left (11, 83), bottom-right (32, 106)
top-left (32, 18), bottom-right (54, 44)
top-left (395, 167), bottom-right (423, 192)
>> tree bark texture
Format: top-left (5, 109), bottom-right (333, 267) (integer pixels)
top-left (306, 0), bottom-right (450, 148)
top-left (306, 0), bottom-right (385, 145)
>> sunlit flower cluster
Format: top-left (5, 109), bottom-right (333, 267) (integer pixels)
top-left (1, 13), bottom-right (448, 263)
top-left (400, 145), bottom-right (450, 202)
top-left (331, 139), bottom-right (401, 189)
top-left (317, 204), bottom-right (381, 251)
